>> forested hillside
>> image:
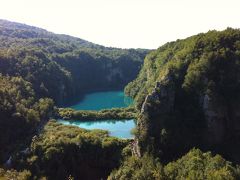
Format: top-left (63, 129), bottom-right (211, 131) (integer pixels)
top-left (0, 20), bottom-right (148, 104)
top-left (0, 19), bottom-right (147, 177)
top-left (13, 120), bottom-right (129, 179)
top-left (0, 74), bottom-right (54, 164)
top-left (123, 28), bottom-right (240, 177)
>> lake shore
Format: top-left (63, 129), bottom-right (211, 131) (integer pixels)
top-left (57, 91), bottom-right (136, 138)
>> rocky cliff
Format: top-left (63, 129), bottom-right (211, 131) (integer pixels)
top-left (126, 28), bottom-right (240, 162)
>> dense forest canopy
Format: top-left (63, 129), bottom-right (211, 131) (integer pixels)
top-left (12, 120), bottom-right (129, 180)
top-left (0, 74), bottom-right (54, 163)
top-left (109, 148), bottom-right (240, 180)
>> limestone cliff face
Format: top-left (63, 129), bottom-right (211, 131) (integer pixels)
top-left (135, 61), bottom-right (240, 160)
top-left (141, 77), bottom-right (175, 116)
top-left (202, 94), bottom-right (225, 144)
top-left (106, 68), bottom-right (123, 82)
top-left (138, 76), bottom-right (240, 157)
top-left (202, 93), bottom-right (240, 145)
top-left (55, 55), bottom-right (144, 105)
top-left (126, 28), bottom-right (240, 162)
top-left (57, 84), bottom-right (67, 105)
top-left (137, 75), bottom-right (176, 156)
top-left (103, 59), bottom-right (140, 87)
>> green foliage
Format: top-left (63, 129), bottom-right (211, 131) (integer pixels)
top-left (109, 149), bottom-right (240, 180)
top-left (164, 148), bottom-right (239, 180)
top-left (108, 154), bottom-right (164, 180)
top-left (0, 19), bottom-right (146, 176)
top-left (0, 168), bottom-right (31, 180)
top-left (57, 106), bottom-right (137, 120)
top-left (125, 28), bottom-right (240, 107)
top-left (126, 28), bottom-right (240, 162)
top-left (2, 20), bottom-right (240, 180)
top-left (15, 120), bottom-right (129, 180)
top-left (0, 19), bottom-right (147, 105)
top-left (0, 75), bottom-right (54, 163)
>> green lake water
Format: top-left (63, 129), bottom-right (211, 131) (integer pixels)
top-left (59, 91), bottom-right (135, 138)
top-left (69, 91), bottom-right (133, 110)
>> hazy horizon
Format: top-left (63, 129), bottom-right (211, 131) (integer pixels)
top-left (1, 0), bottom-right (240, 49)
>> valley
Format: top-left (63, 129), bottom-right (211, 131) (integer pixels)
top-left (0, 19), bottom-right (240, 180)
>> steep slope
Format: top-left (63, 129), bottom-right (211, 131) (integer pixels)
top-left (0, 19), bottom-right (148, 104)
top-left (0, 75), bottom-right (54, 163)
top-left (125, 28), bottom-right (240, 162)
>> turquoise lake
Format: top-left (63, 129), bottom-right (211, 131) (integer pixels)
top-left (69, 91), bottom-right (133, 110)
top-left (58, 119), bottom-right (135, 139)
top-left (59, 91), bottom-right (135, 139)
